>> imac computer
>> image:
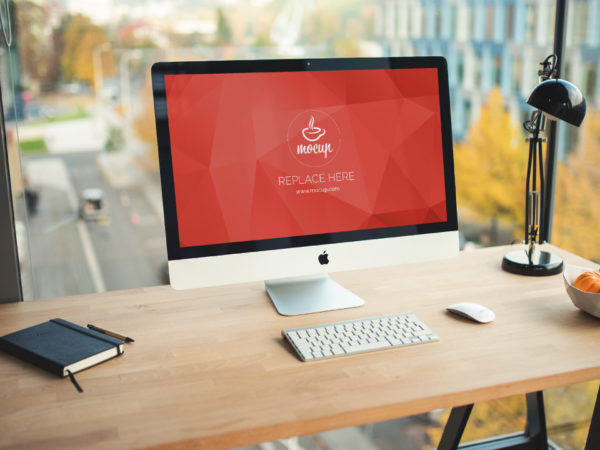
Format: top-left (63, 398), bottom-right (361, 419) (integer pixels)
top-left (151, 57), bottom-right (459, 315)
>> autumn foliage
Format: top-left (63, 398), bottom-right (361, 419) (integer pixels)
top-left (60, 14), bottom-right (114, 86)
top-left (453, 87), bottom-right (527, 234)
top-left (553, 108), bottom-right (600, 263)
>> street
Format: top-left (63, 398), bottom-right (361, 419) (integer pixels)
top-left (25, 151), bottom-right (167, 299)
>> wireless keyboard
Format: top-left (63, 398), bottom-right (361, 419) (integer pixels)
top-left (282, 312), bottom-right (439, 361)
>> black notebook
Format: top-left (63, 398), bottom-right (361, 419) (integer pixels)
top-left (0, 318), bottom-right (124, 377)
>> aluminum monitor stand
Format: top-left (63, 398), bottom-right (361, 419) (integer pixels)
top-left (265, 274), bottom-right (365, 316)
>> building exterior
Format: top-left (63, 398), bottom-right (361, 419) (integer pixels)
top-left (376, 0), bottom-right (599, 148)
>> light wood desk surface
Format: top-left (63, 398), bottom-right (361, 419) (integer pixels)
top-left (1, 245), bottom-right (600, 449)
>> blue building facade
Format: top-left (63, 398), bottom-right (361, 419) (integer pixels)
top-left (377, 0), bottom-right (599, 150)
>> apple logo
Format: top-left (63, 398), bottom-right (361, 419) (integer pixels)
top-left (318, 250), bottom-right (329, 265)
top-left (302, 116), bottom-right (326, 142)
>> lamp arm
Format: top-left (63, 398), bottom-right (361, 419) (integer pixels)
top-left (525, 134), bottom-right (533, 244)
top-left (537, 135), bottom-right (545, 242)
top-left (523, 110), bottom-right (545, 250)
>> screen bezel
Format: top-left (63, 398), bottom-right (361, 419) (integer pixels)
top-left (151, 56), bottom-right (458, 262)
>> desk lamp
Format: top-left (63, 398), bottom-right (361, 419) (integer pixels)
top-left (502, 54), bottom-right (586, 276)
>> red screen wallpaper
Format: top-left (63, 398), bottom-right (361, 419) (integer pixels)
top-left (164, 68), bottom-right (447, 248)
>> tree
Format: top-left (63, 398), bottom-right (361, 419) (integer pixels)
top-left (301, 7), bottom-right (341, 46)
top-left (59, 14), bottom-right (114, 86)
top-left (298, 0), bottom-right (375, 50)
top-left (453, 87), bottom-right (527, 234)
top-left (553, 108), bottom-right (600, 262)
top-left (132, 73), bottom-right (159, 171)
top-left (214, 8), bottom-right (232, 46)
top-left (333, 18), bottom-right (362, 57)
top-left (14, 1), bottom-right (60, 91)
top-left (116, 21), bottom-right (158, 49)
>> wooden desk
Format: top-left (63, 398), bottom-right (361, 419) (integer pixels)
top-left (1, 245), bottom-right (600, 449)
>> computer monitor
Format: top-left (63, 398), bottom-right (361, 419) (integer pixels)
top-left (152, 57), bottom-right (458, 315)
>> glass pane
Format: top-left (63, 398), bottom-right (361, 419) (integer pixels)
top-left (10, 1), bottom-right (590, 449)
top-left (547, 1), bottom-right (600, 449)
top-left (14, 0), bottom-right (561, 302)
top-left (381, 0), bottom-right (557, 446)
top-left (14, 1), bottom-right (384, 301)
top-left (383, 1), bottom-right (556, 253)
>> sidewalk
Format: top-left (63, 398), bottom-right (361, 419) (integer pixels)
top-left (44, 117), bottom-right (108, 153)
top-left (96, 150), bottom-right (164, 220)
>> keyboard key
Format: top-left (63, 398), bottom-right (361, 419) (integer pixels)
top-left (342, 341), bottom-right (391, 353)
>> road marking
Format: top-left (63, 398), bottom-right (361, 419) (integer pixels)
top-left (27, 158), bottom-right (107, 293)
top-left (76, 220), bottom-right (107, 293)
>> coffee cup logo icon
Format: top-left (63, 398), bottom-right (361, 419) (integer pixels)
top-left (287, 110), bottom-right (341, 168)
top-left (302, 116), bottom-right (326, 142)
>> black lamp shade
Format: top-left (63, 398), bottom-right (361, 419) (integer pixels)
top-left (527, 79), bottom-right (586, 126)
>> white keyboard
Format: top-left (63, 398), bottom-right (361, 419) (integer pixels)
top-left (282, 312), bottom-right (439, 361)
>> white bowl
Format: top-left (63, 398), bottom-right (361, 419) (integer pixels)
top-left (563, 265), bottom-right (600, 318)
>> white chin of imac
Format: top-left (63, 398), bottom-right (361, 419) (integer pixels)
top-left (168, 230), bottom-right (459, 316)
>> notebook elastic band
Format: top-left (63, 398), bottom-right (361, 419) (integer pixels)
top-left (67, 370), bottom-right (83, 393)
top-left (50, 318), bottom-right (122, 350)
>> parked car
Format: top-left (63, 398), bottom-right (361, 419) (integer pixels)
top-left (79, 188), bottom-right (107, 220)
top-left (24, 102), bottom-right (56, 121)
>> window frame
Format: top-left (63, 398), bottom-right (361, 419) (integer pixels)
top-left (0, 78), bottom-right (22, 303)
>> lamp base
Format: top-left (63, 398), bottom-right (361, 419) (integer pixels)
top-left (502, 249), bottom-right (563, 276)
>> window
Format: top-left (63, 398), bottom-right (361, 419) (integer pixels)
top-left (3, 1), bottom-right (596, 449)
top-left (447, 4), bottom-right (458, 40)
top-left (493, 54), bottom-right (502, 86)
top-left (524, 3), bottom-right (535, 41)
top-left (485, 3), bottom-right (495, 40)
top-left (571, 1), bottom-right (589, 45)
top-left (506, 4), bottom-right (515, 41)
top-left (6, 1), bottom-right (384, 300)
top-left (434, 3), bottom-right (442, 38)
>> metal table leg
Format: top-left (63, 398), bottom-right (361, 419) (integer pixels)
top-left (585, 384), bottom-right (600, 450)
top-left (437, 392), bottom-right (554, 450)
top-left (438, 404), bottom-right (473, 450)
top-left (524, 391), bottom-right (548, 449)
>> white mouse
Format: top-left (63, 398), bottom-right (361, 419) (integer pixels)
top-left (446, 302), bottom-right (495, 323)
